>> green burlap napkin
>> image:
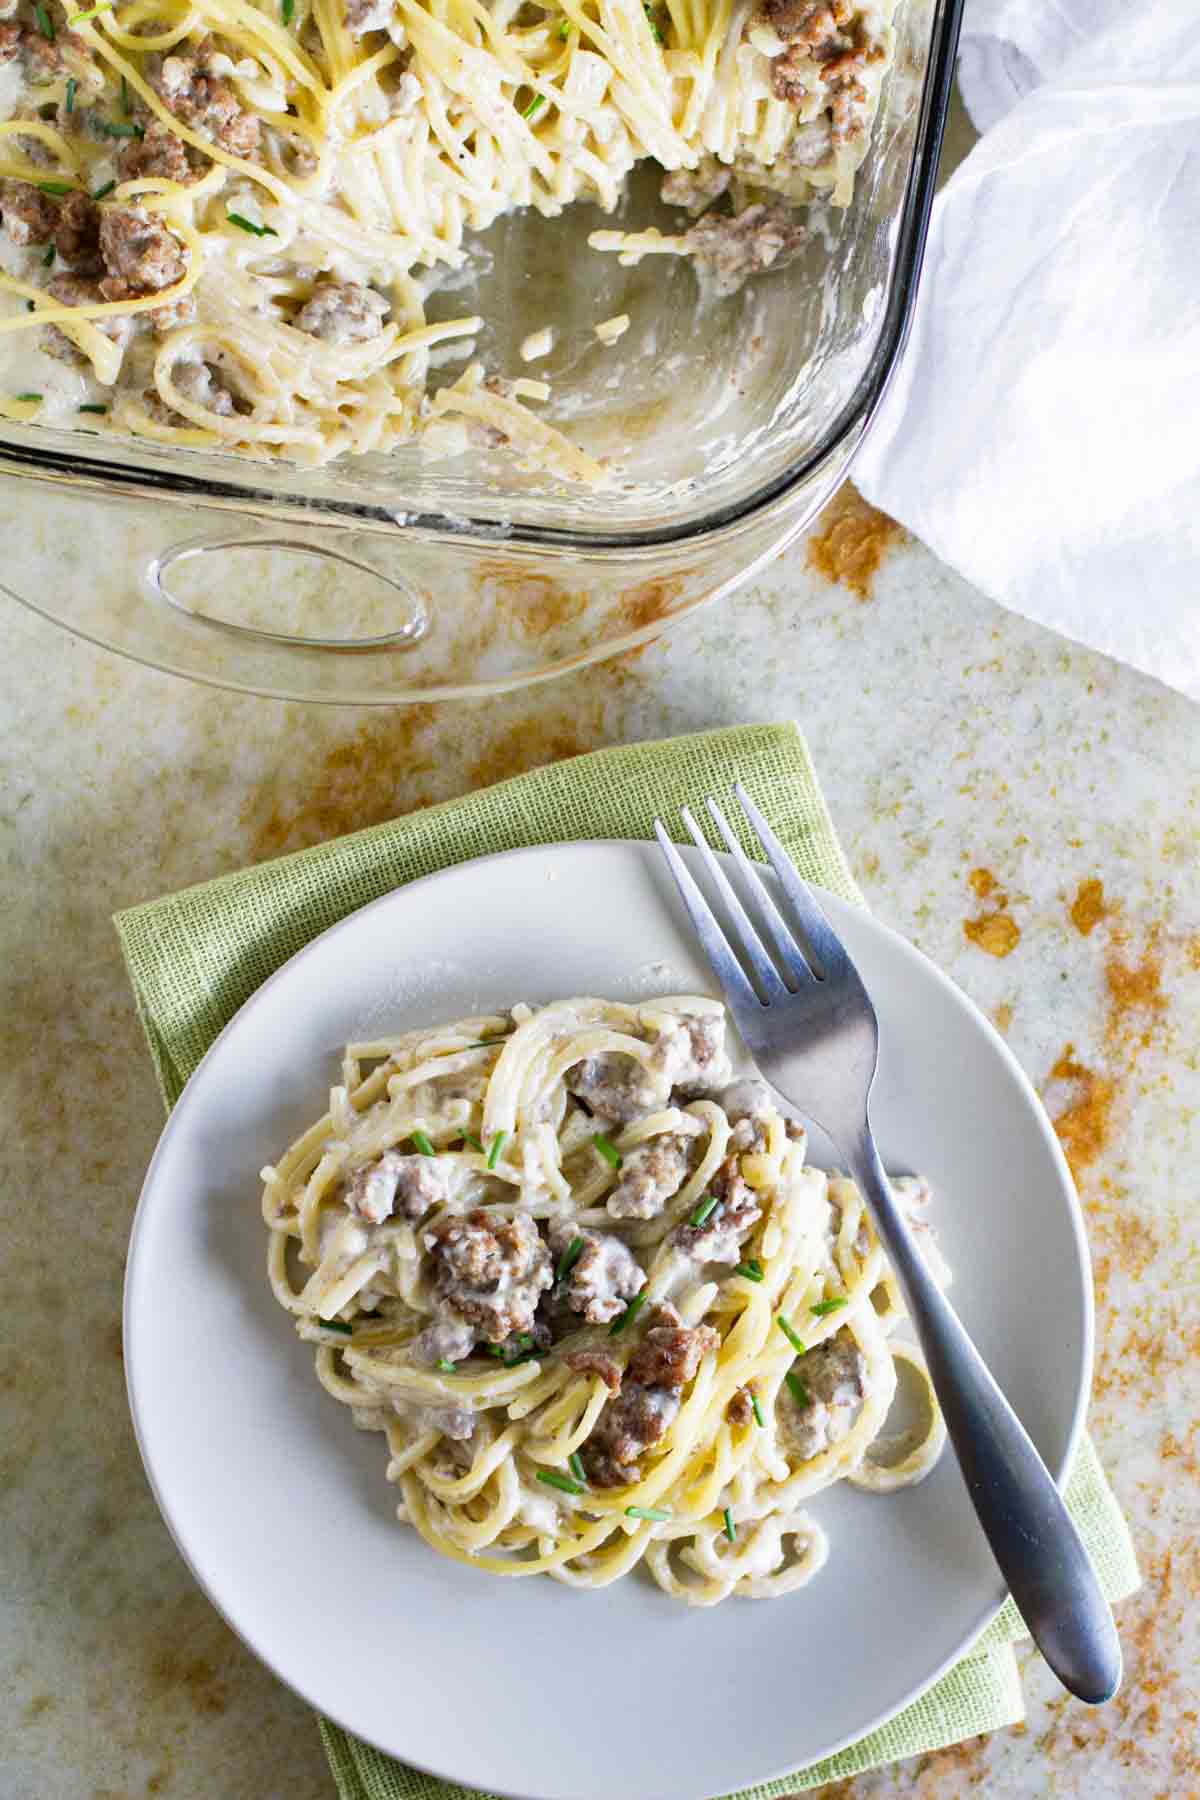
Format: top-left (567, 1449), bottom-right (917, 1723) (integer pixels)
top-left (115, 721), bottom-right (1139, 1799)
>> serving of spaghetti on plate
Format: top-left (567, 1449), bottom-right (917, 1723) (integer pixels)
top-left (263, 993), bottom-right (949, 1605)
top-left (125, 841), bottom-right (1091, 1800)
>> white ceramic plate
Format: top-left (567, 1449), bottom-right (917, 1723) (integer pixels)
top-left (125, 841), bottom-right (1092, 1800)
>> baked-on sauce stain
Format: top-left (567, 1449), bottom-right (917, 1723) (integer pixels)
top-left (963, 911), bottom-right (1021, 958)
top-left (1048, 1044), bottom-right (1116, 1180)
top-left (805, 483), bottom-right (906, 600)
top-left (962, 866), bottom-right (1021, 957)
top-left (1070, 877), bottom-right (1108, 936)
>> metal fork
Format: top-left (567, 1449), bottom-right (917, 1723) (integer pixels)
top-left (654, 783), bottom-right (1121, 1705)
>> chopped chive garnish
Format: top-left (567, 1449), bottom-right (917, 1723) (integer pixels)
top-left (609, 1290), bottom-right (647, 1336)
top-left (486, 1129), bottom-right (507, 1169)
top-left (786, 1371), bottom-right (811, 1408)
top-left (689, 1192), bottom-right (718, 1227)
top-left (723, 1506), bottom-right (736, 1542)
top-left (733, 1258), bottom-right (763, 1283)
top-left (503, 1348), bottom-right (540, 1366)
top-left (67, 1), bottom-right (114, 20)
top-left (556, 1234), bottom-right (585, 1283)
top-left (318, 1317), bottom-right (352, 1335)
top-left (120, 72), bottom-right (130, 114)
top-left (92, 179), bottom-right (116, 199)
top-left (42, 244), bottom-right (54, 265)
top-left (558, 15), bottom-right (570, 34)
top-left (568, 1451), bottom-right (587, 1484)
top-left (282, 0), bottom-right (295, 20)
top-left (65, 76), bottom-right (77, 113)
top-left (98, 119), bottom-right (140, 139)
top-left (776, 1314), bottom-right (806, 1355)
top-left (460, 1132), bottom-right (484, 1152)
top-left (227, 210), bottom-right (278, 237)
top-left (644, 3), bottom-right (663, 40)
top-left (810, 1296), bottom-right (848, 1317)
top-left (750, 1391), bottom-right (765, 1428)
top-left (15, 392), bottom-right (42, 402)
top-left (625, 1504), bottom-right (671, 1521)
top-left (34, 4), bottom-right (54, 39)
top-left (513, 1333), bottom-right (534, 1350)
top-left (591, 1132), bottom-right (622, 1169)
top-left (521, 94), bottom-right (545, 119)
top-left (435, 1357), bottom-right (457, 1373)
top-left (78, 403), bottom-right (107, 414)
top-left (411, 1129), bottom-right (437, 1157)
top-left (37, 181), bottom-right (73, 196)
top-left (537, 1468), bottom-right (584, 1496)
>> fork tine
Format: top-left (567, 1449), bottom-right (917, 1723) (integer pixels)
top-left (652, 820), bottom-right (763, 1025)
top-left (704, 797), bottom-right (816, 989)
top-left (678, 806), bottom-right (790, 1002)
top-left (733, 782), bottom-right (849, 980)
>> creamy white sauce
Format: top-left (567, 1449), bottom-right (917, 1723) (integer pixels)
top-left (516, 1489), bottom-right (560, 1535)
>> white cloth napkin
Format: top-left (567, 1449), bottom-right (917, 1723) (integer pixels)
top-left (853, 0), bottom-right (1200, 700)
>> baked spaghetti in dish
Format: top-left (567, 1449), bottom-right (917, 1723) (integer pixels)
top-left (261, 995), bottom-right (948, 1604)
top-left (0, 0), bottom-right (897, 475)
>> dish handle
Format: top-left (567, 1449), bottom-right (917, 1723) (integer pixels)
top-left (142, 525), bottom-right (430, 651)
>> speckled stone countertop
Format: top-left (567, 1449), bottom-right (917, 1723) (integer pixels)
top-left (3, 457), bottom-right (1198, 1800)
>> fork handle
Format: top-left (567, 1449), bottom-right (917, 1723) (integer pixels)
top-left (847, 1127), bottom-right (1122, 1705)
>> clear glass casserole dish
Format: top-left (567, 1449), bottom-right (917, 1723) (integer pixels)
top-left (0, 0), bottom-right (962, 704)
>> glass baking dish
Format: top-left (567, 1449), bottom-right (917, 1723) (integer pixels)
top-left (0, 0), bottom-right (962, 704)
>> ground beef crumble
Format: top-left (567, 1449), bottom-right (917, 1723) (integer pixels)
top-left (727, 1385), bottom-right (755, 1427)
top-left (682, 204), bottom-right (807, 298)
top-left (293, 279), bottom-right (388, 344)
top-left (346, 1151), bottom-right (457, 1225)
top-left (424, 1207), bottom-right (552, 1346)
top-left (52, 191), bottom-right (101, 271)
top-left (566, 1051), bottom-right (660, 1124)
top-left (606, 1133), bottom-right (692, 1221)
top-left (1, 177), bottom-right (57, 246)
top-left (344, 0), bottom-right (394, 35)
top-left (118, 120), bottom-right (206, 185)
top-left (673, 1151), bottom-right (762, 1263)
top-left (780, 1328), bottom-right (866, 1461)
top-left (41, 270), bottom-right (131, 362)
top-left (549, 1222), bottom-right (645, 1325)
top-left (757, 0), bottom-right (884, 141)
top-left (581, 1307), bottom-right (719, 1487)
top-left (99, 204), bottom-right (187, 293)
top-left (561, 1346), bottom-right (623, 1394)
top-left (625, 1310), bottom-right (719, 1388)
top-left (151, 38), bottom-right (260, 158)
top-left (661, 158), bottom-right (731, 215)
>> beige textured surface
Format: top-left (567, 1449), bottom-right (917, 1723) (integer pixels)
top-left (2, 476), bottom-right (1198, 1800)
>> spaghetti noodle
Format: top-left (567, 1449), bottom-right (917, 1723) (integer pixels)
top-left (261, 995), bottom-right (947, 1604)
top-left (0, 0), bottom-right (895, 474)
